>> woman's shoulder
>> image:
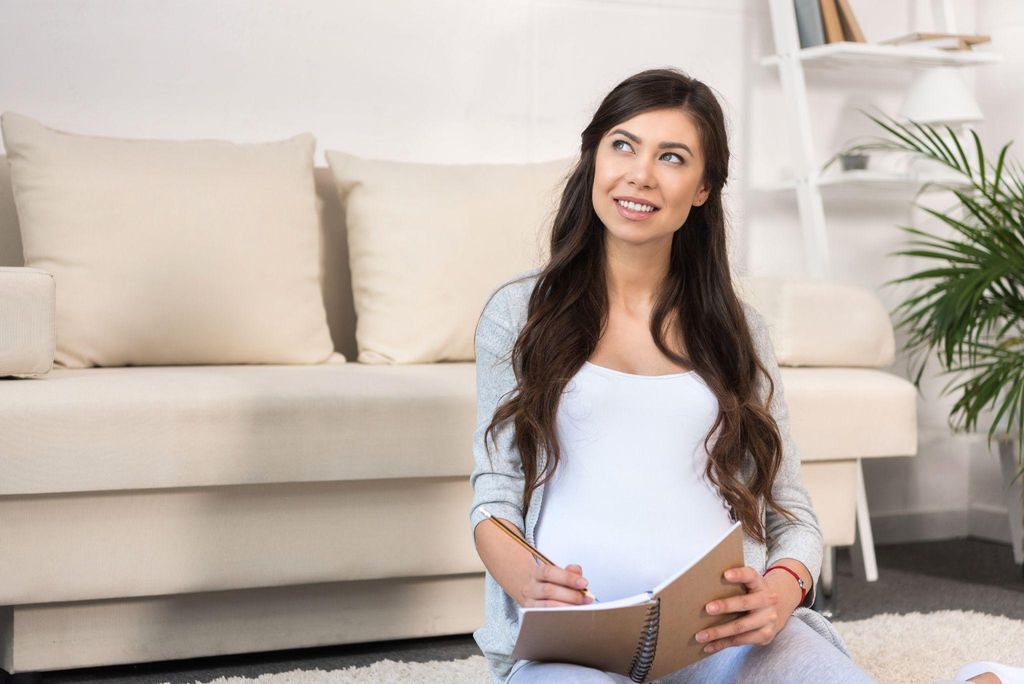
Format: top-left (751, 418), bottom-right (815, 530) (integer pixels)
top-left (739, 298), bottom-right (767, 329)
top-left (478, 266), bottom-right (542, 330)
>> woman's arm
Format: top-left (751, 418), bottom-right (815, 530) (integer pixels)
top-left (745, 303), bottom-right (823, 609)
top-left (469, 286), bottom-right (527, 536)
top-left (468, 285), bottom-right (591, 607)
top-left (473, 516), bottom-right (537, 605)
top-left (468, 288), bottom-right (534, 604)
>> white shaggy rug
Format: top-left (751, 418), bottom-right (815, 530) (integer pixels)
top-left (184, 610), bottom-right (1024, 684)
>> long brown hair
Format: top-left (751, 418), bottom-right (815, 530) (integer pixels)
top-left (482, 68), bottom-right (797, 544)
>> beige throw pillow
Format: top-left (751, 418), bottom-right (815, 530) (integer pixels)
top-left (325, 150), bottom-right (570, 364)
top-left (1, 112), bottom-right (337, 368)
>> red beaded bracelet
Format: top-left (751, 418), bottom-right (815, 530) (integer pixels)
top-left (763, 564), bottom-right (809, 606)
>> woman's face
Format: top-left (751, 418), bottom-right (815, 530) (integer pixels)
top-left (591, 107), bottom-right (710, 247)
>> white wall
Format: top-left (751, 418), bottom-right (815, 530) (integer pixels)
top-left (0, 0), bottom-right (1016, 547)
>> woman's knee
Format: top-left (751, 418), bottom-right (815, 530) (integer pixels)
top-left (736, 618), bottom-right (876, 684)
top-left (509, 661), bottom-right (632, 683)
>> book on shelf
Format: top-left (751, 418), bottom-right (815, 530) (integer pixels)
top-left (835, 0), bottom-right (865, 42)
top-left (818, 0), bottom-right (844, 43)
top-left (815, 0), bottom-right (865, 44)
top-left (794, 0), bottom-right (826, 48)
top-left (879, 32), bottom-right (991, 51)
top-left (510, 522), bottom-right (746, 682)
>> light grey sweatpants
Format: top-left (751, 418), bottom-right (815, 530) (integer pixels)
top-left (506, 615), bottom-right (970, 683)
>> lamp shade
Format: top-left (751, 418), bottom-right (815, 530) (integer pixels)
top-left (899, 67), bottom-right (984, 125)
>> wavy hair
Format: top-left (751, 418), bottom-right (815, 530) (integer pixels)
top-left (482, 68), bottom-right (797, 544)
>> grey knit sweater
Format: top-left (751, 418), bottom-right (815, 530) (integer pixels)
top-left (469, 267), bottom-right (852, 684)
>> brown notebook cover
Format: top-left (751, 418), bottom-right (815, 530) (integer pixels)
top-left (510, 522), bottom-right (746, 682)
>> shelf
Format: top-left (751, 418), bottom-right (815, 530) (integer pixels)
top-left (761, 42), bottom-right (1002, 70)
top-left (754, 170), bottom-right (973, 198)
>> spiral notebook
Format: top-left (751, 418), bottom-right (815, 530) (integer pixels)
top-left (510, 521), bottom-right (746, 683)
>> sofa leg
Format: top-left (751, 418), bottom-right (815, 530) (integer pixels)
top-left (851, 457), bottom-right (879, 582)
top-left (812, 545), bottom-right (838, 619)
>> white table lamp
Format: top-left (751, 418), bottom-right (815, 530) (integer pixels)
top-left (899, 67), bottom-right (984, 126)
top-left (898, 67), bottom-right (984, 178)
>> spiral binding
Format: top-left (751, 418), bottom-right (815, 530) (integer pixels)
top-left (627, 595), bottom-right (661, 683)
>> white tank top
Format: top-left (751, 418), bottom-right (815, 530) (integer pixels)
top-left (533, 361), bottom-right (735, 602)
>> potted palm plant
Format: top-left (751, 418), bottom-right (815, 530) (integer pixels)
top-left (830, 112), bottom-right (1023, 568)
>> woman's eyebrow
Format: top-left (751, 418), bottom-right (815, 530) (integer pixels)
top-left (610, 128), bottom-right (693, 155)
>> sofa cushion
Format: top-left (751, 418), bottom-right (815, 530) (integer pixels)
top-left (0, 363), bottom-right (914, 496)
top-left (0, 363), bottom-right (476, 495)
top-left (737, 277), bottom-right (896, 367)
top-left (781, 367), bottom-right (917, 460)
top-left (1, 112), bottom-right (337, 368)
top-left (324, 150), bottom-right (571, 364)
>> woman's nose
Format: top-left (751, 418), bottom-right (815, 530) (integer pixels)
top-left (627, 157), bottom-right (655, 189)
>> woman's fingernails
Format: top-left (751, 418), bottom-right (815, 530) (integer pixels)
top-left (706, 603), bottom-right (718, 614)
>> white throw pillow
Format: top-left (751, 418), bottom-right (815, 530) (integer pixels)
top-left (1, 112), bottom-right (337, 368)
top-left (325, 150), bottom-right (571, 364)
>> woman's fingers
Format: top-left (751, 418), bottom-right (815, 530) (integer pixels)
top-left (694, 567), bottom-right (783, 653)
top-left (706, 589), bottom-right (777, 615)
top-left (523, 583), bottom-right (592, 606)
top-left (522, 563), bottom-right (592, 607)
top-left (541, 562), bottom-right (589, 590)
top-left (697, 599), bottom-right (780, 652)
top-left (699, 618), bottom-right (778, 653)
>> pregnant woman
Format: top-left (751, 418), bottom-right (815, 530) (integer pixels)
top-left (468, 67), bottom-right (1020, 684)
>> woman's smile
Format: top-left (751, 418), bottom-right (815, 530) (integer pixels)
top-left (614, 197), bottom-right (661, 221)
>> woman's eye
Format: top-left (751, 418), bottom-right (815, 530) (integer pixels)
top-left (611, 139), bottom-right (684, 165)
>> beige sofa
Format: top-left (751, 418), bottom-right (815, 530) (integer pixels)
top-left (0, 156), bottom-right (916, 675)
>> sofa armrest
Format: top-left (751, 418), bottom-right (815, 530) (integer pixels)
top-left (0, 266), bottom-right (55, 378)
top-left (737, 277), bottom-right (895, 368)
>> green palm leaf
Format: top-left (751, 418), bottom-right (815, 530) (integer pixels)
top-left (836, 111), bottom-right (1024, 492)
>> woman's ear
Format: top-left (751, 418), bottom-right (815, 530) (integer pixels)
top-left (694, 185), bottom-right (710, 207)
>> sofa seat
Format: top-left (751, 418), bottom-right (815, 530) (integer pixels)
top-left (781, 367), bottom-right (917, 461)
top-left (1, 364), bottom-right (915, 497)
top-left (0, 363), bottom-right (477, 495)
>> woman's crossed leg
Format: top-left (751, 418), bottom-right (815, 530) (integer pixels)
top-left (507, 615), bottom-right (877, 683)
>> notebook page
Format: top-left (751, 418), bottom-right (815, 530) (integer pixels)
top-left (517, 590), bottom-right (653, 614)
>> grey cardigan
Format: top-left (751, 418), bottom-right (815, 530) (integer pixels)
top-left (469, 267), bottom-right (852, 684)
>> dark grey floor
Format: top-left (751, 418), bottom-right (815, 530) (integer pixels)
top-left (27, 538), bottom-right (1024, 684)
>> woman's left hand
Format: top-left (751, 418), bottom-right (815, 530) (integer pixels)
top-left (693, 565), bottom-right (796, 654)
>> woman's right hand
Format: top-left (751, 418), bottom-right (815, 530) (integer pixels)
top-left (521, 563), bottom-right (594, 607)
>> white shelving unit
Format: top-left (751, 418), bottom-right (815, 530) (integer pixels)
top-left (760, 40), bottom-right (1001, 70)
top-left (763, 0), bottom-right (1001, 280)
top-left (757, 169), bottom-right (973, 197)
top-left (762, 0), bottom-right (1002, 590)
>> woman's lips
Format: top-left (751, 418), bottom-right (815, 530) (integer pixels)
top-left (614, 199), bottom-right (660, 221)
